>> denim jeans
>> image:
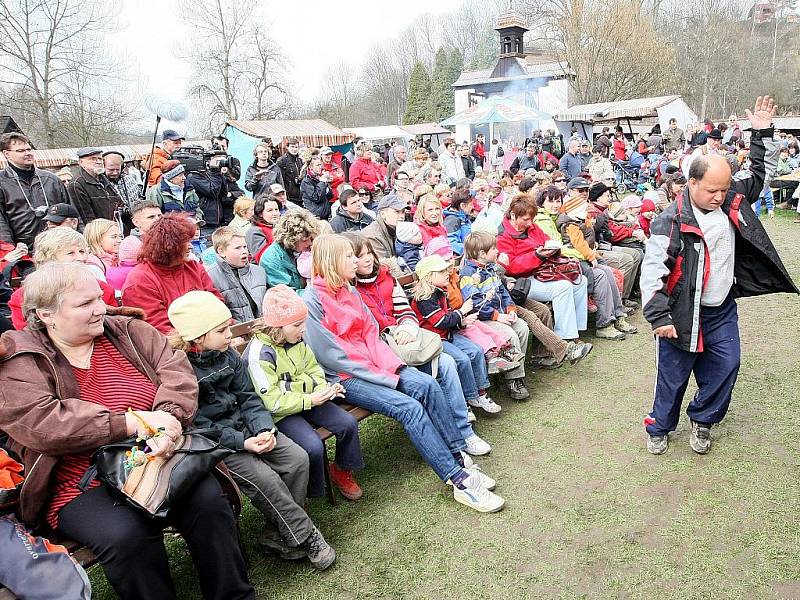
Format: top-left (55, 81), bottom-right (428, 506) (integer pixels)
top-left (417, 353), bottom-right (474, 441)
top-left (341, 366), bottom-right (464, 482)
top-left (526, 275), bottom-right (588, 339)
top-left (277, 403), bottom-right (364, 498)
top-left (444, 334), bottom-right (490, 398)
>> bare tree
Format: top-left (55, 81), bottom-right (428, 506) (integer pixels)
top-left (0, 0), bottom-right (122, 146)
top-left (179, 0), bottom-right (294, 130)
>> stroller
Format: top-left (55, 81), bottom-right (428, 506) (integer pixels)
top-left (612, 160), bottom-right (640, 194)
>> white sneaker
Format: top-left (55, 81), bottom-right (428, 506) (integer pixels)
top-left (465, 465), bottom-right (496, 490)
top-left (467, 394), bottom-right (502, 414)
top-left (452, 477), bottom-right (504, 513)
top-left (467, 407), bottom-right (477, 423)
top-left (464, 434), bottom-right (491, 456)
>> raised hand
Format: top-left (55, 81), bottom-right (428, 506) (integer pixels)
top-left (745, 96), bottom-right (777, 131)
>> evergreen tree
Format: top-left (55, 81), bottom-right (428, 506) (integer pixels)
top-left (426, 48), bottom-right (452, 122)
top-left (403, 61), bottom-right (432, 124)
top-left (426, 48), bottom-right (465, 123)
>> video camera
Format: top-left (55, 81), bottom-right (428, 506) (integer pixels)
top-left (171, 144), bottom-right (231, 174)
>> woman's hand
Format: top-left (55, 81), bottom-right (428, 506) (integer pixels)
top-left (146, 433), bottom-right (176, 458)
top-left (463, 313), bottom-right (478, 326)
top-left (126, 410), bottom-right (182, 441)
top-left (4, 243), bottom-right (27, 263)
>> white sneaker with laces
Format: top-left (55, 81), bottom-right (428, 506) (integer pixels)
top-left (467, 394), bottom-right (502, 414)
top-left (467, 407), bottom-right (477, 423)
top-left (465, 465), bottom-right (496, 490)
top-left (464, 434), bottom-right (491, 456)
top-left (452, 476), bottom-right (504, 513)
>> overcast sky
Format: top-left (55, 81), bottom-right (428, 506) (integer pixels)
top-left (111, 0), bottom-right (464, 108)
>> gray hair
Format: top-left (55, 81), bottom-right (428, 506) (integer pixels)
top-left (22, 262), bottom-right (97, 330)
top-left (32, 227), bottom-right (88, 266)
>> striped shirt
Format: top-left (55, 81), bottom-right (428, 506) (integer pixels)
top-left (46, 336), bottom-right (157, 529)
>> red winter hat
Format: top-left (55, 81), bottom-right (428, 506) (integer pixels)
top-left (262, 284), bottom-right (308, 327)
top-left (640, 199), bottom-right (657, 213)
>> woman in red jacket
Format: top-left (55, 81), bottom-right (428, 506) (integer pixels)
top-left (122, 213), bottom-right (223, 333)
top-left (496, 193), bottom-right (588, 340)
top-left (348, 142), bottom-right (383, 195)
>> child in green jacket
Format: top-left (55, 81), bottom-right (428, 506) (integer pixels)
top-left (244, 285), bottom-right (365, 501)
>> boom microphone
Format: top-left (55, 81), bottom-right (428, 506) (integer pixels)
top-left (144, 95), bottom-right (188, 122)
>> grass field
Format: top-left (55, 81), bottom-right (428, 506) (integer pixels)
top-left (91, 210), bottom-right (800, 600)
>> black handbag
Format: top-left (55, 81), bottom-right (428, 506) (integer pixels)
top-left (509, 276), bottom-right (532, 305)
top-left (79, 429), bottom-right (234, 518)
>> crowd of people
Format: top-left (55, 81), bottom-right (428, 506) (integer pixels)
top-left (0, 101), bottom-right (794, 599)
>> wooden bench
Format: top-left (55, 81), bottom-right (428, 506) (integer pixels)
top-left (0, 318), bottom-right (375, 597)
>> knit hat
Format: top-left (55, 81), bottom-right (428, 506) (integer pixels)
top-left (621, 195), bottom-right (642, 210)
top-left (640, 198), bottom-right (657, 213)
top-left (117, 235), bottom-right (142, 264)
top-left (562, 194), bottom-right (587, 217)
top-left (588, 182), bottom-right (611, 203)
top-left (415, 254), bottom-right (450, 280)
top-left (607, 202), bottom-right (627, 220)
top-left (163, 162), bottom-right (185, 181)
top-left (643, 190), bottom-right (660, 205)
top-left (396, 221), bottom-right (421, 243)
top-left (561, 196), bottom-right (589, 220)
top-left (168, 291), bottom-right (232, 342)
top-left (424, 236), bottom-right (453, 260)
top-left (261, 284), bottom-right (308, 327)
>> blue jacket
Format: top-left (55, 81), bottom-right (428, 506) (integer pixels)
top-left (442, 208), bottom-right (471, 256)
top-left (259, 242), bottom-right (304, 290)
top-left (394, 239), bottom-right (422, 271)
top-left (458, 259), bottom-right (515, 321)
top-left (558, 152), bottom-right (583, 178)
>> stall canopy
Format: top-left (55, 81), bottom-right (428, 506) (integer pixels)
top-left (0, 142), bottom-right (207, 170)
top-left (223, 118), bottom-right (355, 190)
top-left (440, 96), bottom-right (551, 145)
top-left (553, 95), bottom-right (698, 141)
top-left (343, 123), bottom-right (452, 148)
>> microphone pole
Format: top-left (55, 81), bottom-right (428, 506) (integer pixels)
top-left (140, 115), bottom-right (162, 199)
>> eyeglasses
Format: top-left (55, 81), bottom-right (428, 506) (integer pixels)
top-left (553, 179), bottom-right (565, 183)
top-left (357, 191), bottom-right (370, 196)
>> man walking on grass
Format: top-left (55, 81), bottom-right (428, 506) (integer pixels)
top-left (640, 95), bottom-right (797, 456)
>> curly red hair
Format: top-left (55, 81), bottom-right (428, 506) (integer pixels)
top-left (139, 213), bottom-right (196, 266)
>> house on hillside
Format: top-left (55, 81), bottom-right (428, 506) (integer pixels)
top-left (451, 8), bottom-right (573, 145)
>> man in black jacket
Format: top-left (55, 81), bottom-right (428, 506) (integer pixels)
top-left (277, 137), bottom-right (304, 205)
top-left (0, 133), bottom-right (70, 247)
top-left (188, 159), bottom-right (228, 237)
top-left (641, 95), bottom-right (796, 456)
top-left (300, 156), bottom-right (333, 220)
top-left (459, 143), bottom-right (476, 180)
top-left (67, 147), bottom-right (122, 224)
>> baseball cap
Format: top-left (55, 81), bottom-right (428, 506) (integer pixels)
top-left (567, 177), bottom-right (590, 190)
top-left (270, 183), bottom-right (286, 195)
top-left (319, 146), bottom-right (333, 155)
top-left (162, 129), bottom-right (185, 142)
top-left (43, 203), bottom-right (80, 223)
top-left (376, 193), bottom-right (407, 211)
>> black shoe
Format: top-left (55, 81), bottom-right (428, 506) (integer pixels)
top-left (258, 530), bottom-right (306, 561)
top-left (623, 299), bottom-right (639, 309)
top-left (302, 527), bottom-right (336, 570)
top-left (505, 378), bottom-right (530, 400)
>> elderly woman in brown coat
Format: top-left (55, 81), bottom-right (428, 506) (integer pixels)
top-left (0, 262), bottom-right (254, 600)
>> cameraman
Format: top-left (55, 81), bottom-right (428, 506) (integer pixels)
top-left (187, 154), bottom-right (228, 237)
top-left (301, 156), bottom-right (333, 220)
top-left (211, 135), bottom-right (244, 200)
top-left (276, 137), bottom-right (303, 205)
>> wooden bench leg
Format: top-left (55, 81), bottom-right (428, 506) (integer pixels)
top-left (323, 454), bottom-right (337, 506)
